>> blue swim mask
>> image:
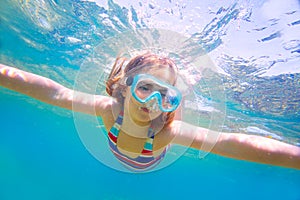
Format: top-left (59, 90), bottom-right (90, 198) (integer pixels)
top-left (125, 74), bottom-right (182, 112)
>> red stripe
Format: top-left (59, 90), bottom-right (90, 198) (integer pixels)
top-left (110, 148), bottom-right (158, 168)
top-left (108, 132), bottom-right (117, 144)
top-left (141, 149), bottom-right (152, 155)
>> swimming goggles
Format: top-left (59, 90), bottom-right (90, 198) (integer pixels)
top-left (125, 74), bottom-right (182, 112)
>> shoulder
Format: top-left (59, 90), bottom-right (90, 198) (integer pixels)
top-left (94, 95), bottom-right (117, 116)
top-left (94, 95), bottom-right (114, 109)
top-left (94, 97), bottom-right (124, 130)
top-left (165, 120), bottom-right (209, 147)
top-left (167, 120), bottom-right (207, 137)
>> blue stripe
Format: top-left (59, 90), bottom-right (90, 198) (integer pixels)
top-left (110, 126), bottom-right (119, 136)
top-left (116, 115), bottom-right (123, 124)
top-left (144, 142), bottom-right (152, 150)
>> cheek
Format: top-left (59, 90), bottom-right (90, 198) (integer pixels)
top-left (129, 94), bottom-right (140, 105)
top-left (123, 87), bottom-right (135, 104)
top-left (127, 96), bottom-right (142, 113)
top-left (135, 90), bottom-right (152, 100)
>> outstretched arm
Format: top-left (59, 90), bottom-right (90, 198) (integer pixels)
top-left (0, 64), bottom-right (111, 116)
top-left (172, 121), bottom-right (300, 170)
top-left (213, 132), bottom-right (300, 169)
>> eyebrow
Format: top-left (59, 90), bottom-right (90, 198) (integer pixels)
top-left (139, 82), bottom-right (168, 90)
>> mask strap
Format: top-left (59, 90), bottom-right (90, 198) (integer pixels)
top-left (125, 76), bottom-right (134, 86)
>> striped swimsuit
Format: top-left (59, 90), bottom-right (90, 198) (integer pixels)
top-left (108, 111), bottom-right (167, 171)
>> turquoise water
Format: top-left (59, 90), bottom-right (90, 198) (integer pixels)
top-left (1, 0), bottom-right (300, 199)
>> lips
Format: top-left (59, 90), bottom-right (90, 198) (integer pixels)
top-left (140, 107), bottom-right (150, 113)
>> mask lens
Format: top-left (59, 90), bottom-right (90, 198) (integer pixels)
top-left (131, 74), bottom-right (182, 112)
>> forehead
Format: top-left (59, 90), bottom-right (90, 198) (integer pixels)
top-left (140, 65), bottom-right (176, 85)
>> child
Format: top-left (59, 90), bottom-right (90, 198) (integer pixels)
top-left (1, 53), bottom-right (299, 171)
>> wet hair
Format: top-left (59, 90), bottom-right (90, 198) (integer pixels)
top-left (106, 52), bottom-right (179, 125)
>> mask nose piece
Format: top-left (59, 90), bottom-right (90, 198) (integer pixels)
top-left (144, 99), bottom-right (160, 112)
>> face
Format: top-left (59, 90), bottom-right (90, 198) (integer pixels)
top-left (123, 66), bottom-right (177, 126)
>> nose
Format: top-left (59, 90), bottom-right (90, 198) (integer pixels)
top-left (144, 98), bottom-right (160, 111)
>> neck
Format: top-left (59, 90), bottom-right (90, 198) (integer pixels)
top-left (121, 110), bottom-right (151, 138)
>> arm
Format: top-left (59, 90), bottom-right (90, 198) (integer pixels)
top-left (172, 121), bottom-right (300, 170)
top-left (0, 64), bottom-right (111, 116)
top-left (213, 132), bottom-right (300, 169)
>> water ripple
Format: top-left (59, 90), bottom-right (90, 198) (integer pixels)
top-left (1, 0), bottom-right (299, 144)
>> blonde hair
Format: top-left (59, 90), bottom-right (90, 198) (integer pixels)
top-left (106, 52), bottom-right (179, 125)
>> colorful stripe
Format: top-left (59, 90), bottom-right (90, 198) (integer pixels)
top-left (108, 142), bottom-right (165, 169)
top-left (107, 112), bottom-right (167, 171)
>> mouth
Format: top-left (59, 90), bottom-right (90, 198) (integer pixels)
top-left (139, 107), bottom-right (150, 113)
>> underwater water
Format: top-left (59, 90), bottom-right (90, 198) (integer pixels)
top-left (1, 0), bottom-right (300, 199)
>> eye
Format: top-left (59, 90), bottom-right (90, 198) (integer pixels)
top-left (159, 90), bottom-right (167, 98)
top-left (137, 84), bottom-right (153, 93)
top-left (138, 85), bottom-right (151, 92)
top-left (160, 92), bottom-right (166, 98)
